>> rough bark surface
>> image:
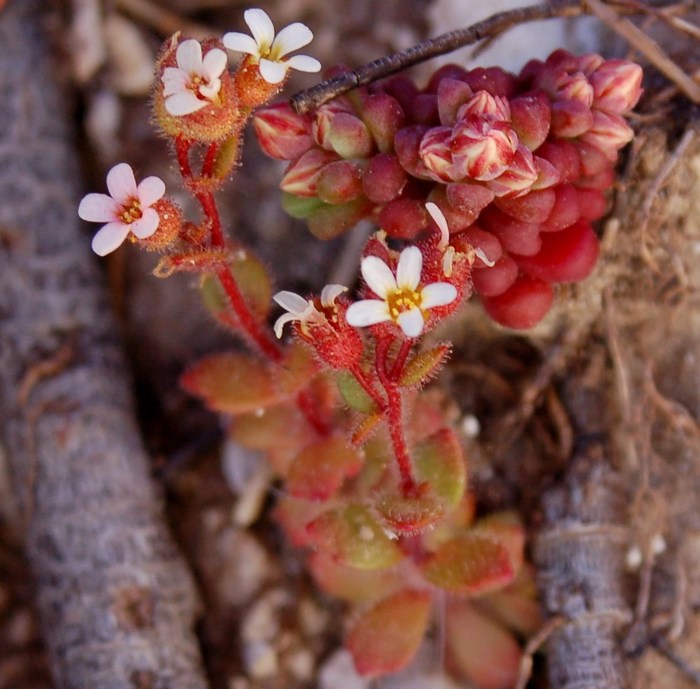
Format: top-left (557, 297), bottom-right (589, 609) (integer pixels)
top-left (0, 1), bottom-right (210, 688)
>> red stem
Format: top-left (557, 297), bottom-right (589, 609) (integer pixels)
top-left (350, 363), bottom-right (386, 411)
top-left (375, 336), bottom-right (417, 496)
top-left (296, 389), bottom-right (331, 436)
top-left (389, 339), bottom-right (413, 381)
top-left (202, 142), bottom-right (219, 178)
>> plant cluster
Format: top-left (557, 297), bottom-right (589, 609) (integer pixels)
top-left (78, 8), bottom-right (641, 685)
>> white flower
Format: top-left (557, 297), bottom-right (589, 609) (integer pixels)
top-left (223, 8), bottom-right (321, 84)
top-left (346, 247), bottom-right (458, 338)
top-left (78, 163), bottom-right (165, 256)
top-left (162, 39), bottom-right (228, 116)
top-left (273, 284), bottom-right (347, 338)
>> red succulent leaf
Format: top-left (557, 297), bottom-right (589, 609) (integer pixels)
top-left (481, 275), bottom-right (554, 329)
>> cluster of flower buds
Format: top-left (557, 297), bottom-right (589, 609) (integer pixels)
top-left (255, 50), bottom-right (642, 328)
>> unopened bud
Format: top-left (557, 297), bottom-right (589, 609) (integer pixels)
top-left (281, 149), bottom-right (339, 197)
top-left (580, 110), bottom-right (635, 159)
top-left (457, 90), bottom-right (511, 121)
top-left (419, 126), bottom-right (458, 182)
top-left (451, 117), bottom-right (518, 181)
top-left (590, 60), bottom-right (643, 114)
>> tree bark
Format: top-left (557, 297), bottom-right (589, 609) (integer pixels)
top-left (0, 1), bottom-right (210, 687)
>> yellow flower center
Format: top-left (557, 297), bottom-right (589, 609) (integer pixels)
top-left (386, 288), bottom-right (422, 320)
top-left (120, 199), bottom-right (143, 225)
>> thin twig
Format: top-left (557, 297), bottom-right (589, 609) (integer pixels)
top-left (514, 615), bottom-right (567, 689)
top-left (290, 0), bottom-right (700, 113)
top-left (652, 637), bottom-right (700, 684)
top-left (116, 0), bottom-right (212, 40)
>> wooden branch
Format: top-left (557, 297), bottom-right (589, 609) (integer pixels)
top-left (0, 1), bottom-right (210, 687)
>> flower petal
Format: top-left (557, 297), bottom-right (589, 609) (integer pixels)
top-left (271, 23), bottom-right (313, 57)
top-left (346, 299), bottom-right (391, 328)
top-left (425, 201), bottom-right (449, 247)
top-left (130, 207), bottom-right (160, 238)
top-left (91, 222), bottom-right (130, 256)
top-left (320, 284), bottom-right (347, 306)
top-left (284, 54), bottom-right (322, 74)
top-left (78, 193), bottom-right (121, 222)
top-left (273, 290), bottom-right (310, 315)
top-left (106, 163), bottom-right (138, 205)
top-left (274, 312), bottom-right (298, 338)
top-left (162, 67), bottom-right (189, 96)
top-left (421, 282), bottom-right (458, 309)
top-left (361, 256), bottom-right (397, 299)
top-left (397, 308), bottom-right (425, 338)
top-left (165, 91), bottom-right (207, 116)
top-left (222, 31), bottom-right (260, 55)
top-left (258, 58), bottom-right (289, 84)
top-left (177, 39), bottom-right (203, 73)
top-left (396, 246), bottom-right (422, 291)
top-left (202, 48), bottom-right (228, 80)
top-left (244, 8), bottom-right (275, 49)
top-left (137, 176), bottom-right (166, 207)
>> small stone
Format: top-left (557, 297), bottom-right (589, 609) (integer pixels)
top-left (244, 641), bottom-right (278, 679)
top-left (318, 650), bottom-right (369, 689)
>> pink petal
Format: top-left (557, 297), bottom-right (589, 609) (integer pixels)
top-left (245, 8), bottom-right (275, 49)
top-left (284, 54), bottom-right (321, 74)
top-left (397, 308), bottom-right (425, 338)
top-left (222, 31), bottom-right (259, 55)
top-left (396, 247), bottom-right (422, 292)
top-left (258, 58), bottom-right (289, 84)
top-left (361, 256), bottom-right (397, 299)
top-left (176, 39), bottom-right (203, 73)
top-left (106, 163), bottom-right (138, 205)
top-left (130, 208), bottom-right (160, 238)
top-left (162, 67), bottom-right (189, 96)
top-left (421, 282), bottom-right (457, 309)
top-left (91, 222), bottom-right (130, 256)
top-left (78, 193), bottom-right (121, 222)
top-left (272, 23), bottom-right (313, 56)
top-left (137, 176), bottom-right (166, 207)
top-left (346, 299), bottom-right (391, 327)
top-left (165, 91), bottom-right (207, 116)
top-left (202, 48), bottom-right (228, 80)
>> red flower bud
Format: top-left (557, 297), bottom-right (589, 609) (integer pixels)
top-left (451, 117), bottom-right (518, 181)
top-left (281, 149), bottom-right (339, 197)
top-left (254, 102), bottom-right (314, 161)
top-left (420, 126), bottom-right (458, 182)
top-left (457, 90), bottom-right (511, 121)
top-left (590, 60), bottom-right (643, 114)
top-left (486, 144), bottom-right (538, 198)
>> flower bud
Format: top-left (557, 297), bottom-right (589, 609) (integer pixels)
top-left (580, 111), bottom-right (634, 159)
top-left (359, 93), bottom-right (405, 153)
top-left (419, 126), bottom-right (458, 182)
top-left (486, 144), bottom-right (538, 198)
top-left (451, 117), bottom-right (518, 181)
top-left (254, 102), bottom-right (314, 160)
top-left (509, 92), bottom-right (551, 150)
top-left (590, 60), bottom-right (643, 114)
top-left (316, 161), bottom-right (364, 205)
top-left (457, 90), bottom-right (511, 121)
top-left (281, 149), bottom-right (339, 197)
top-left (362, 154), bottom-right (407, 204)
top-left (137, 198), bottom-right (183, 252)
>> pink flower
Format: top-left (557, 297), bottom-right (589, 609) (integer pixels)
top-left (162, 39), bottom-right (228, 116)
top-left (223, 8), bottom-right (321, 84)
top-left (78, 163), bottom-right (165, 256)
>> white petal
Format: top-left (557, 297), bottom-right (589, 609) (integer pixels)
top-left (284, 54), bottom-right (322, 74)
top-left (106, 163), bottom-right (137, 205)
top-left (244, 8), bottom-right (275, 49)
top-left (258, 58), bottom-right (289, 84)
top-left (271, 23), bottom-right (313, 57)
top-left (421, 282), bottom-right (458, 309)
top-left (273, 290), bottom-right (309, 315)
top-left (361, 256), bottom-right (396, 299)
top-left (222, 31), bottom-right (259, 55)
top-left (397, 308), bottom-right (425, 338)
top-left (91, 222), bottom-right (130, 256)
top-left (78, 193), bottom-right (121, 222)
top-left (137, 176), bottom-right (165, 207)
top-left (202, 48), bottom-right (228, 80)
top-left (177, 39), bottom-right (203, 73)
top-left (425, 201), bottom-right (449, 247)
top-left (165, 91), bottom-right (207, 116)
top-left (274, 312), bottom-right (297, 338)
top-left (320, 284), bottom-right (347, 306)
top-left (346, 300), bottom-right (391, 327)
top-left (162, 67), bottom-right (189, 96)
top-left (198, 79), bottom-right (221, 100)
top-left (130, 208), bottom-right (160, 238)
top-left (396, 246), bottom-right (422, 291)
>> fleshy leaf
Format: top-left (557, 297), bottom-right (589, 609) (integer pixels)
top-left (421, 532), bottom-right (515, 595)
top-left (213, 134), bottom-right (242, 179)
top-left (414, 428), bottom-right (467, 509)
top-left (446, 602), bottom-right (521, 689)
top-left (398, 344), bottom-right (451, 388)
top-left (230, 404), bottom-right (310, 451)
top-left (351, 412), bottom-right (383, 446)
top-left (287, 437), bottom-right (363, 501)
top-left (376, 493), bottom-right (444, 535)
top-left (306, 504), bottom-right (403, 569)
top-left (281, 192), bottom-right (326, 219)
top-left (277, 342), bottom-right (320, 396)
top-left (306, 198), bottom-right (373, 240)
top-left (471, 512), bottom-right (525, 574)
top-left (337, 370), bottom-right (378, 414)
top-left (347, 590), bottom-right (432, 677)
